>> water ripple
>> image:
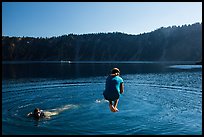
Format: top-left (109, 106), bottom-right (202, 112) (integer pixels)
top-left (2, 72), bottom-right (202, 135)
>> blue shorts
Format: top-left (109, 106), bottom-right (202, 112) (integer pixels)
top-left (103, 91), bottom-right (119, 101)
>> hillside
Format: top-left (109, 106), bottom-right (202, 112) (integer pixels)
top-left (2, 22), bottom-right (202, 62)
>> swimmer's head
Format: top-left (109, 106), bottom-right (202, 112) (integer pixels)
top-left (33, 108), bottom-right (41, 118)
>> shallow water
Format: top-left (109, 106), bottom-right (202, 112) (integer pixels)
top-left (2, 62), bottom-right (202, 135)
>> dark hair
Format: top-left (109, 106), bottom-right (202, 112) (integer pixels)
top-left (111, 68), bottom-right (120, 74)
top-left (34, 108), bottom-right (40, 114)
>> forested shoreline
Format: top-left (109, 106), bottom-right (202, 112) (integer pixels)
top-left (2, 22), bottom-right (202, 62)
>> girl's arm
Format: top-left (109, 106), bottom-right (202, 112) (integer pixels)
top-left (120, 83), bottom-right (124, 94)
top-left (27, 112), bottom-right (33, 117)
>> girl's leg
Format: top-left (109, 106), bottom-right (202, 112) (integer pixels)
top-left (113, 99), bottom-right (119, 111)
top-left (109, 101), bottom-right (116, 112)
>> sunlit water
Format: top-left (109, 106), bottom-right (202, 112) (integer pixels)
top-left (2, 62), bottom-right (202, 135)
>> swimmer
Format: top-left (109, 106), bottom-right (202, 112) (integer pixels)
top-left (27, 105), bottom-right (78, 119)
top-left (27, 108), bottom-right (47, 119)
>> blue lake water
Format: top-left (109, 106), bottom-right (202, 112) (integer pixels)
top-left (2, 62), bottom-right (202, 135)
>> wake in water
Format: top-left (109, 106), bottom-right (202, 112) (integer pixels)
top-left (45, 104), bottom-right (79, 117)
top-left (47, 104), bottom-right (79, 116)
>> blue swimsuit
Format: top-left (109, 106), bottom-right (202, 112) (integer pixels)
top-left (103, 75), bottom-right (124, 101)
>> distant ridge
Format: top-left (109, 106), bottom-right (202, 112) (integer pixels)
top-left (2, 22), bottom-right (202, 62)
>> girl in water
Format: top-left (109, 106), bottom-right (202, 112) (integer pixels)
top-left (27, 104), bottom-right (78, 119)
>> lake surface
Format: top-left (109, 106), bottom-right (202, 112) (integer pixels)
top-left (2, 61), bottom-right (202, 135)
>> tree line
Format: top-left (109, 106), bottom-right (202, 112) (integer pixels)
top-left (2, 22), bottom-right (202, 62)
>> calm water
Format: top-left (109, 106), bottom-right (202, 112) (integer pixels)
top-left (2, 62), bottom-right (202, 135)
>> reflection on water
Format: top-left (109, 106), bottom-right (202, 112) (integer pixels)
top-left (168, 65), bottom-right (202, 69)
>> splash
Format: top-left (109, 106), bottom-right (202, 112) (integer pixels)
top-left (95, 99), bottom-right (109, 103)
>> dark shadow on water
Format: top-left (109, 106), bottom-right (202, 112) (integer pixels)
top-left (2, 62), bottom-right (201, 79)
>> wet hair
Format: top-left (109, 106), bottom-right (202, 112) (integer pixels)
top-left (34, 108), bottom-right (40, 114)
top-left (111, 68), bottom-right (120, 74)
